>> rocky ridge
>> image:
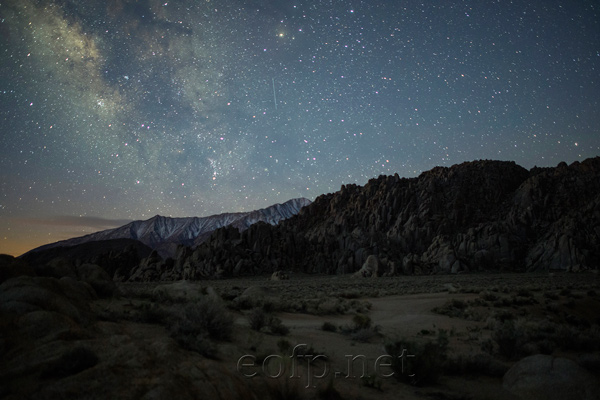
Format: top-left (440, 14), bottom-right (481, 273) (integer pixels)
top-left (147, 158), bottom-right (599, 280)
top-left (23, 198), bottom-right (312, 259)
top-left (17, 158), bottom-right (600, 281)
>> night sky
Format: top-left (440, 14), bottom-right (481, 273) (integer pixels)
top-left (1, 0), bottom-right (599, 256)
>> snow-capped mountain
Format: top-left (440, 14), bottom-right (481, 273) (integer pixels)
top-left (26, 198), bottom-right (311, 258)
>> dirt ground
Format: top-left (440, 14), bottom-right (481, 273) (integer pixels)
top-left (109, 271), bottom-right (600, 399)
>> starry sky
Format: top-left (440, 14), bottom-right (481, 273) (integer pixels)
top-left (1, 0), bottom-right (599, 256)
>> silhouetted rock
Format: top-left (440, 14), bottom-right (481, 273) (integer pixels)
top-left (503, 354), bottom-right (599, 400)
top-left (20, 158), bottom-right (600, 281)
top-left (353, 255), bottom-right (379, 277)
top-left (0, 254), bottom-right (35, 283)
top-left (0, 276), bottom-right (94, 322)
top-left (34, 257), bottom-right (77, 279)
top-left (165, 157), bottom-right (600, 279)
top-left (20, 239), bottom-right (153, 279)
top-left (77, 263), bottom-right (120, 298)
top-left (270, 270), bottom-right (289, 280)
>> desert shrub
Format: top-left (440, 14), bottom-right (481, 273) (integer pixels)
top-left (170, 330), bottom-right (217, 359)
top-left (491, 319), bottom-right (521, 359)
top-left (553, 324), bottom-right (600, 352)
top-left (262, 298), bottom-right (279, 313)
top-left (338, 289), bottom-right (361, 299)
top-left (559, 288), bottom-right (572, 297)
top-left (480, 338), bottom-right (494, 354)
top-left (565, 314), bottom-right (591, 329)
top-left (170, 298), bottom-right (233, 357)
top-left (134, 302), bottom-right (169, 324)
top-left (516, 288), bottom-right (534, 298)
top-left (248, 308), bottom-right (289, 335)
top-left (564, 299), bottom-right (576, 309)
top-left (351, 328), bottom-right (377, 343)
top-left (491, 309), bottom-right (515, 322)
top-left (231, 295), bottom-right (256, 310)
top-left (578, 354), bottom-right (600, 372)
top-left (348, 299), bottom-right (371, 314)
top-left (492, 298), bottom-right (512, 308)
top-left (322, 321), bottom-right (337, 332)
top-left (445, 352), bottom-right (508, 377)
top-left (249, 307), bottom-right (268, 331)
top-left (318, 378), bottom-right (343, 400)
top-left (352, 313), bottom-right (371, 330)
top-left (361, 374), bottom-right (383, 391)
top-left (317, 298), bottom-right (344, 314)
top-left (544, 291), bottom-right (559, 300)
top-left (41, 346), bottom-right (99, 379)
top-left (266, 376), bottom-right (303, 400)
top-left (384, 329), bottom-right (449, 386)
top-left (277, 339), bottom-right (291, 353)
top-left (511, 295), bottom-right (538, 306)
top-left (268, 317), bottom-right (290, 336)
top-left (432, 299), bottom-right (468, 318)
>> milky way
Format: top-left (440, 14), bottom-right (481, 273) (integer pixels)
top-left (1, 0), bottom-right (599, 255)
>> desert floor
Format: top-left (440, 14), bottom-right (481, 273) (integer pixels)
top-left (3, 271), bottom-right (600, 399)
top-left (114, 272), bottom-right (600, 399)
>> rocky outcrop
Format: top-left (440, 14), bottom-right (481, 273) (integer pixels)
top-left (0, 272), bottom-right (270, 399)
top-left (20, 239), bottom-right (154, 279)
top-left (21, 158), bottom-right (600, 281)
top-left (353, 255), bottom-right (379, 278)
top-left (160, 158), bottom-right (599, 279)
top-left (503, 354), bottom-right (599, 400)
top-left (270, 271), bottom-right (290, 281)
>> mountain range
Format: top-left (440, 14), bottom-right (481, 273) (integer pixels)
top-left (137, 157), bottom-right (599, 281)
top-left (23, 197), bottom-right (312, 259)
top-left (19, 157), bottom-right (600, 281)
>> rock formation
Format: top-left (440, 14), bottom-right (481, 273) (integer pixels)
top-left (18, 158), bottom-right (600, 281)
top-left (162, 158), bottom-right (600, 279)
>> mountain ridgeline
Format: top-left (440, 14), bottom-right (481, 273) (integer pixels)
top-left (152, 157), bottom-right (599, 281)
top-left (24, 198), bottom-right (312, 260)
top-left (21, 158), bottom-right (600, 281)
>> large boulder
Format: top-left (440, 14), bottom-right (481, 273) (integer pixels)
top-left (0, 254), bottom-right (35, 283)
top-left (353, 255), bottom-right (379, 277)
top-left (503, 354), bottom-right (599, 400)
top-left (270, 270), bottom-right (289, 281)
top-left (32, 257), bottom-right (77, 279)
top-left (152, 281), bottom-right (204, 302)
top-left (78, 263), bottom-right (120, 298)
top-left (0, 276), bottom-right (94, 322)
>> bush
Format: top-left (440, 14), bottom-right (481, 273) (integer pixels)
top-left (491, 319), bottom-right (521, 359)
top-left (516, 288), bottom-right (534, 298)
top-left (169, 297), bottom-right (234, 357)
top-left (384, 330), bottom-right (449, 386)
top-left (544, 291), bottom-right (559, 300)
top-left (248, 307), bottom-right (268, 331)
top-left (352, 313), bottom-right (372, 330)
top-left (134, 302), bottom-right (169, 324)
top-left (277, 339), bottom-right (291, 353)
top-left (268, 317), bottom-right (290, 336)
top-left (445, 352), bottom-right (508, 377)
top-left (318, 378), bottom-right (343, 400)
top-left (322, 321), bottom-right (337, 332)
top-left (479, 291), bottom-right (498, 302)
top-left (361, 374), bottom-right (383, 390)
top-left (432, 299), bottom-right (468, 318)
top-left (351, 328), bottom-right (376, 343)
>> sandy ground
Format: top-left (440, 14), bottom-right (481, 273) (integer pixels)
top-left (109, 272), bottom-right (600, 399)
